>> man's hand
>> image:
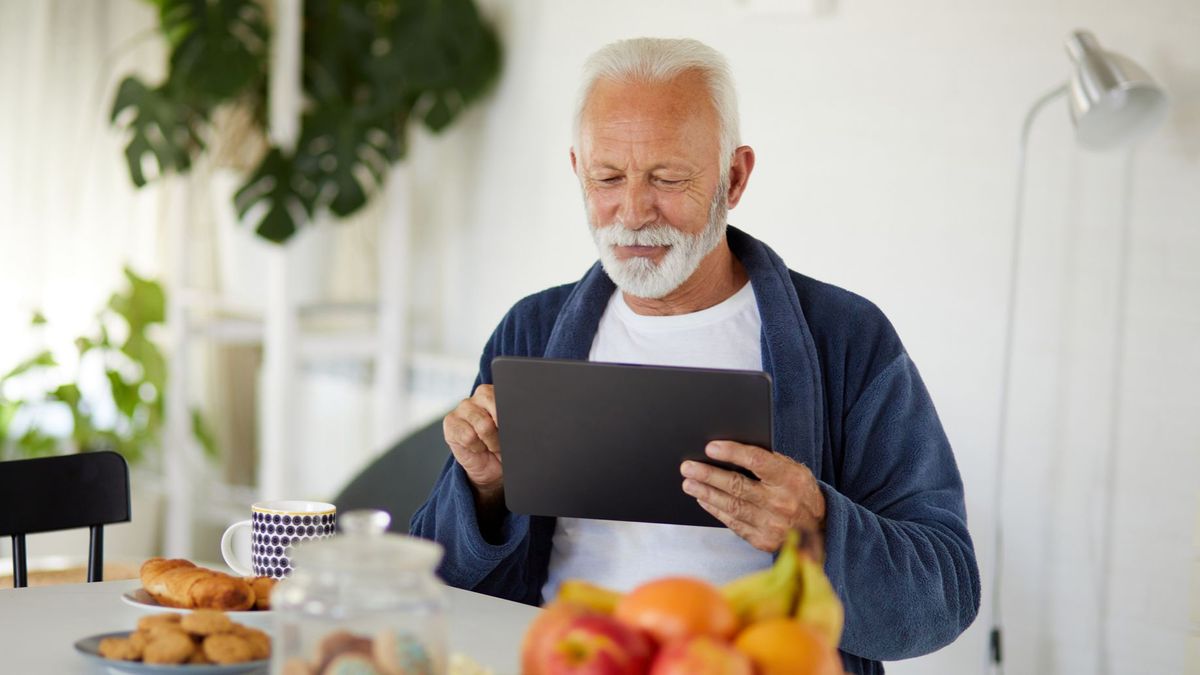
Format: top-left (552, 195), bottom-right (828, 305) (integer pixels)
top-left (680, 440), bottom-right (826, 555)
top-left (443, 384), bottom-right (504, 510)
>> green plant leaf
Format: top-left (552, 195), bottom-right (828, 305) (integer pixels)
top-left (234, 147), bottom-right (316, 243)
top-left (31, 311), bottom-right (47, 326)
top-left (111, 76), bottom-right (205, 187)
top-left (106, 369), bottom-right (142, 419)
top-left (2, 350), bottom-right (56, 382)
top-left (191, 408), bottom-right (219, 461)
top-left (163, 0), bottom-right (268, 103)
top-left (51, 383), bottom-right (82, 408)
top-left (109, 267), bottom-right (166, 331)
top-left (0, 399), bottom-right (16, 445)
top-left (121, 335), bottom-right (167, 392)
top-left (53, 384), bottom-right (100, 451)
top-left (76, 336), bottom-right (98, 354)
top-left (17, 427), bottom-right (60, 458)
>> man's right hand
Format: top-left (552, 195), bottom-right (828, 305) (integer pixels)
top-left (443, 384), bottom-right (504, 509)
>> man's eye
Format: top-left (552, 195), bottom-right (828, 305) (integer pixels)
top-left (656, 178), bottom-right (685, 187)
top-left (597, 176), bottom-right (623, 185)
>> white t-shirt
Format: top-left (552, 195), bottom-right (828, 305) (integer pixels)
top-left (541, 282), bottom-right (774, 600)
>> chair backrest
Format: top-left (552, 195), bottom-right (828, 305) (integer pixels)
top-left (0, 451), bottom-right (131, 587)
top-left (334, 415), bottom-right (449, 533)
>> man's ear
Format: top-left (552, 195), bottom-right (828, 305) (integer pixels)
top-left (725, 145), bottom-right (756, 209)
top-left (570, 147), bottom-right (578, 176)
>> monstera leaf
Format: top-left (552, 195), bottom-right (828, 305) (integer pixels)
top-left (112, 0), bottom-right (501, 244)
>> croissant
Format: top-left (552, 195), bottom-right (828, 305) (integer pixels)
top-left (140, 558), bottom-right (256, 611)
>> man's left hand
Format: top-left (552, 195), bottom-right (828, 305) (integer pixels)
top-left (681, 441), bottom-right (826, 555)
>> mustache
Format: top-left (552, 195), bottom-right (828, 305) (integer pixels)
top-left (592, 223), bottom-right (688, 247)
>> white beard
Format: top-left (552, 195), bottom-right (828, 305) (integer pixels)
top-left (588, 182), bottom-right (729, 300)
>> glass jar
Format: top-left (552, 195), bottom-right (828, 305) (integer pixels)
top-left (270, 509), bottom-right (447, 675)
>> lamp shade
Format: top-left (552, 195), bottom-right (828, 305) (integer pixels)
top-left (1065, 30), bottom-right (1169, 150)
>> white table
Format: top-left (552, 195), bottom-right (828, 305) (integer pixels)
top-left (0, 578), bottom-right (539, 674)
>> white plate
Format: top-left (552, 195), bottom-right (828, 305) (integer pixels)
top-left (121, 589), bottom-right (273, 629)
top-left (75, 631), bottom-right (268, 674)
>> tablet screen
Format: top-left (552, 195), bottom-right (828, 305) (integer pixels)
top-left (492, 356), bottom-right (773, 527)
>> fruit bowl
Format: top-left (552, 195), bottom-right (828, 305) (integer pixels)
top-left (521, 531), bottom-right (846, 675)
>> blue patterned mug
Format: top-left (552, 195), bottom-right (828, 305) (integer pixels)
top-left (220, 500), bottom-right (337, 578)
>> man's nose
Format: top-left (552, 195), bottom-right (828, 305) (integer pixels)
top-left (616, 180), bottom-right (656, 229)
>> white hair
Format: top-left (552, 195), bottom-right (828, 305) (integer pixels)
top-left (573, 37), bottom-right (741, 180)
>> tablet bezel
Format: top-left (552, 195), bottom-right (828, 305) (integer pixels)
top-left (492, 356), bottom-right (774, 527)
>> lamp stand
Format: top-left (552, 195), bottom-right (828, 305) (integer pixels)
top-left (989, 82), bottom-right (1067, 675)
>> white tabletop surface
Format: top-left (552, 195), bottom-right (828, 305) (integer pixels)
top-left (0, 578), bottom-right (538, 674)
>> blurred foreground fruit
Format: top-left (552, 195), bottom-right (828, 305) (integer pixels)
top-left (733, 618), bottom-right (842, 675)
top-left (648, 635), bottom-right (754, 675)
top-left (613, 577), bottom-right (738, 644)
top-left (721, 530), bottom-right (800, 626)
top-left (543, 614), bottom-right (655, 675)
top-left (795, 554), bottom-right (844, 648)
top-left (522, 601), bottom-right (592, 675)
top-left (558, 579), bottom-right (624, 615)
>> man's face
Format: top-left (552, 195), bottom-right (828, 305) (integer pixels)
top-left (574, 72), bottom-right (728, 299)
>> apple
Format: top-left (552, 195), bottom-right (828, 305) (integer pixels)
top-left (542, 614), bottom-right (656, 675)
top-left (648, 636), bottom-right (754, 675)
top-left (523, 602), bottom-right (592, 675)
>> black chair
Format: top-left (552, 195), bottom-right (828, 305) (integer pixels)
top-left (0, 451), bottom-right (131, 587)
top-left (334, 415), bottom-right (450, 533)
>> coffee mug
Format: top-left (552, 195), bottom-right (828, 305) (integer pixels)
top-left (220, 500), bottom-right (337, 578)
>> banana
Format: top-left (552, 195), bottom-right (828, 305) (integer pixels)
top-left (794, 553), bottom-right (844, 649)
top-left (721, 530), bottom-right (800, 627)
top-left (556, 579), bottom-right (623, 614)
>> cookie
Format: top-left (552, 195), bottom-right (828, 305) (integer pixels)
top-left (324, 653), bottom-right (383, 675)
top-left (282, 657), bottom-right (316, 675)
top-left (203, 633), bottom-right (256, 664)
top-left (97, 636), bottom-right (142, 661)
top-left (232, 624), bottom-right (271, 660)
top-left (188, 648), bottom-right (213, 664)
top-left (373, 629), bottom-right (433, 675)
top-left (181, 608), bottom-right (235, 635)
top-left (314, 630), bottom-right (374, 671)
top-left (136, 613), bottom-right (182, 632)
top-left (142, 629), bottom-right (195, 664)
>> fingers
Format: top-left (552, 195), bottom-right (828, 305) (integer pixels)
top-left (443, 385), bottom-right (505, 490)
top-left (472, 384), bottom-right (498, 423)
top-left (704, 440), bottom-right (786, 481)
top-left (682, 441), bottom-right (827, 552)
top-left (444, 385), bottom-right (501, 456)
top-left (695, 499), bottom-right (787, 553)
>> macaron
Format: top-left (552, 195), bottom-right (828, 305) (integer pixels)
top-left (372, 629), bottom-right (434, 675)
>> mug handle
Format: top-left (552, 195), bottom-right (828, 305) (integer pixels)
top-left (220, 520), bottom-right (254, 576)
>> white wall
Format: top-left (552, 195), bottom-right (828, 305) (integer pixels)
top-left (405, 1), bottom-right (1200, 673)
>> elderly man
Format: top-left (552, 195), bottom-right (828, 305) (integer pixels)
top-left (411, 37), bottom-right (979, 673)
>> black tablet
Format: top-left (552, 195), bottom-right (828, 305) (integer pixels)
top-left (491, 356), bottom-right (773, 527)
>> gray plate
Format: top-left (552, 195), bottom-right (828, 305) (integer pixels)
top-left (74, 632), bottom-right (268, 674)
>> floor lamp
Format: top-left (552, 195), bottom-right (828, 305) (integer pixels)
top-left (989, 30), bottom-right (1167, 675)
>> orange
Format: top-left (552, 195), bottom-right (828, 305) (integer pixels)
top-left (613, 577), bottom-right (738, 644)
top-left (733, 618), bottom-right (843, 675)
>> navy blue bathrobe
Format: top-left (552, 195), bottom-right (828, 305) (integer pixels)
top-left (411, 226), bottom-right (980, 674)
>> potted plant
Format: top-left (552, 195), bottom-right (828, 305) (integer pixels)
top-left (0, 267), bottom-right (217, 568)
top-left (109, 0), bottom-right (502, 243)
